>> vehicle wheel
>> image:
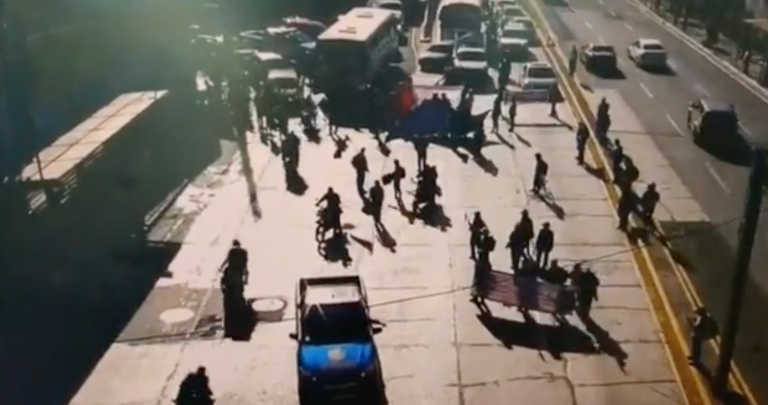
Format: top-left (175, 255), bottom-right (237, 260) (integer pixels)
top-left (315, 224), bottom-right (325, 242)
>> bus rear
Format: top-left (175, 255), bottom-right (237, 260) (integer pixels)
top-left (316, 8), bottom-right (399, 88)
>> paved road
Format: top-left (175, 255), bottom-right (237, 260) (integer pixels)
top-left (536, 0), bottom-right (768, 402)
top-left (69, 47), bottom-right (686, 405)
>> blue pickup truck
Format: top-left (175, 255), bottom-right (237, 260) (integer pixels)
top-left (289, 274), bottom-right (385, 405)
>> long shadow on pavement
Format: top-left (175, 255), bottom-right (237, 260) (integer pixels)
top-left (0, 94), bottom-right (225, 405)
top-left (476, 311), bottom-right (597, 359)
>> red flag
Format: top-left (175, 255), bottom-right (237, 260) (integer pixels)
top-left (398, 82), bottom-right (416, 117)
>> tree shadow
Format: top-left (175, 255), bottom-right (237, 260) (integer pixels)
top-left (578, 312), bottom-right (629, 371)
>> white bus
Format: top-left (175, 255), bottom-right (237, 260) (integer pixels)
top-left (438, 0), bottom-right (484, 40)
top-left (316, 7), bottom-right (401, 86)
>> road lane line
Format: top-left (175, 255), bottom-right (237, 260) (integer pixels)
top-left (609, 10), bottom-right (618, 17)
top-left (598, 35), bottom-right (606, 43)
top-left (639, 82), bottom-right (654, 98)
top-left (693, 83), bottom-right (710, 97)
top-left (666, 114), bottom-right (684, 136)
top-left (705, 161), bottom-right (731, 193)
top-left (583, 19), bottom-right (593, 29)
top-left (524, 2), bottom-right (714, 404)
top-left (624, 21), bottom-right (635, 30)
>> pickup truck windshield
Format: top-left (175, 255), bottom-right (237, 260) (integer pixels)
top-left (303, 303), bottom-right (371, 344)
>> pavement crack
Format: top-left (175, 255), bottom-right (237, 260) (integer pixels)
top-left (449, 373), bottom-right (568, 389)
top-left (575, 379), bottom-right (676, 387)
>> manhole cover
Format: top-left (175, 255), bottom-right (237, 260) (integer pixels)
top-left (160, 308), bottom-right (195, 324)
top-left (250, 297), bottom-right (287, 313)
top-left (250, 297), bottom-right (288, 322)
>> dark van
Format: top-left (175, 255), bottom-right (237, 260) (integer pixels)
top-left (687, 99), bottom-right (739, 144)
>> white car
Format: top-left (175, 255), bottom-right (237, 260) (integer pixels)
top-left (453, 46), bottom-right (488, 73)
top-left (520, 62), bottom-right (557, 90)
top-left (628, 38), bottom-right (667, 70)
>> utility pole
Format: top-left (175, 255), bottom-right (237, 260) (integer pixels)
top-left (713, 148), bottom-right (766, 394)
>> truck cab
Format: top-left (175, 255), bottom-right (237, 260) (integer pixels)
top-left (289, 275), bottom-right (384, 404)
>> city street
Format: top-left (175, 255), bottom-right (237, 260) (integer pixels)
top-left (69, 59), bottom-right (685, 404)
top-left (536, 0), bottom-right (768, 401)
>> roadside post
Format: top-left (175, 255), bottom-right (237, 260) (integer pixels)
top-left (713, 148), bottom-right (766, 395)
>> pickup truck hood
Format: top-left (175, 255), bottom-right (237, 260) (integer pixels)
top-left (299, 343), bottom-right (375, 375)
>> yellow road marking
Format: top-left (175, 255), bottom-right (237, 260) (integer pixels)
top-left (520, 1), bottom-right (737, 404)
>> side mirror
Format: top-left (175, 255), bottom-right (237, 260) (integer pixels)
top-left (289, 333), bottom-right (298, 340)
top-left (372, 326), bottom-right (383, 335)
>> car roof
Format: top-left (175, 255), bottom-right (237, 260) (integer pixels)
top-left (638, 38), bottom-right (662, 45)
top-left (525, 61), bottom-right (552, 68)
top-left (255, 51), bottom-right (283, 60)
top-left (502, 22), bottom-right (527, 30)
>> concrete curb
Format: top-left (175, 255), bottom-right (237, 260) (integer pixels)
top-left (625, 0), bottom-right (768, 107)
top-left (520, 1), bottom-right (716, 405)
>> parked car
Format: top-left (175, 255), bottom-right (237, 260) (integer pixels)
top-left (418, 40), bottom-right (455, 73)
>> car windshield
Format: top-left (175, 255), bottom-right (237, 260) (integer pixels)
top-left (527, 66), bottom-right (555, 79)
top-left (642, 43), bottom-right (664, 51)
top-left (428, 43), bottom-right (453, 54)
top-left (458, 50), bottom-right (485, 61)
top-left (592, 45), bottom-right (614, 53)
top-left (503, 7), bottom-right (525, 17)
top-left (302, 303), bottom-right (371, 344)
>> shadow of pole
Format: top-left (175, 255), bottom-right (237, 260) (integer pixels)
top-left (234, 129), bottom-right (260, 219)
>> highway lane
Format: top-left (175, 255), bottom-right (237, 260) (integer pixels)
top-left (539, 0), bottom-right (768, 401)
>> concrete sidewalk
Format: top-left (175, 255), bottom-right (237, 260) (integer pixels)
top-left (69, 92), bottom-right (685, 405)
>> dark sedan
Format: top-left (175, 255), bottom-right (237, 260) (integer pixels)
top-left (580, 44), bottom-right (618, 72)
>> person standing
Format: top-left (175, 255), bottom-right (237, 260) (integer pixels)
top-left (352, 148), bottom-right (368, 197)
top-left (535, 222), bottom-right (554, 268)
